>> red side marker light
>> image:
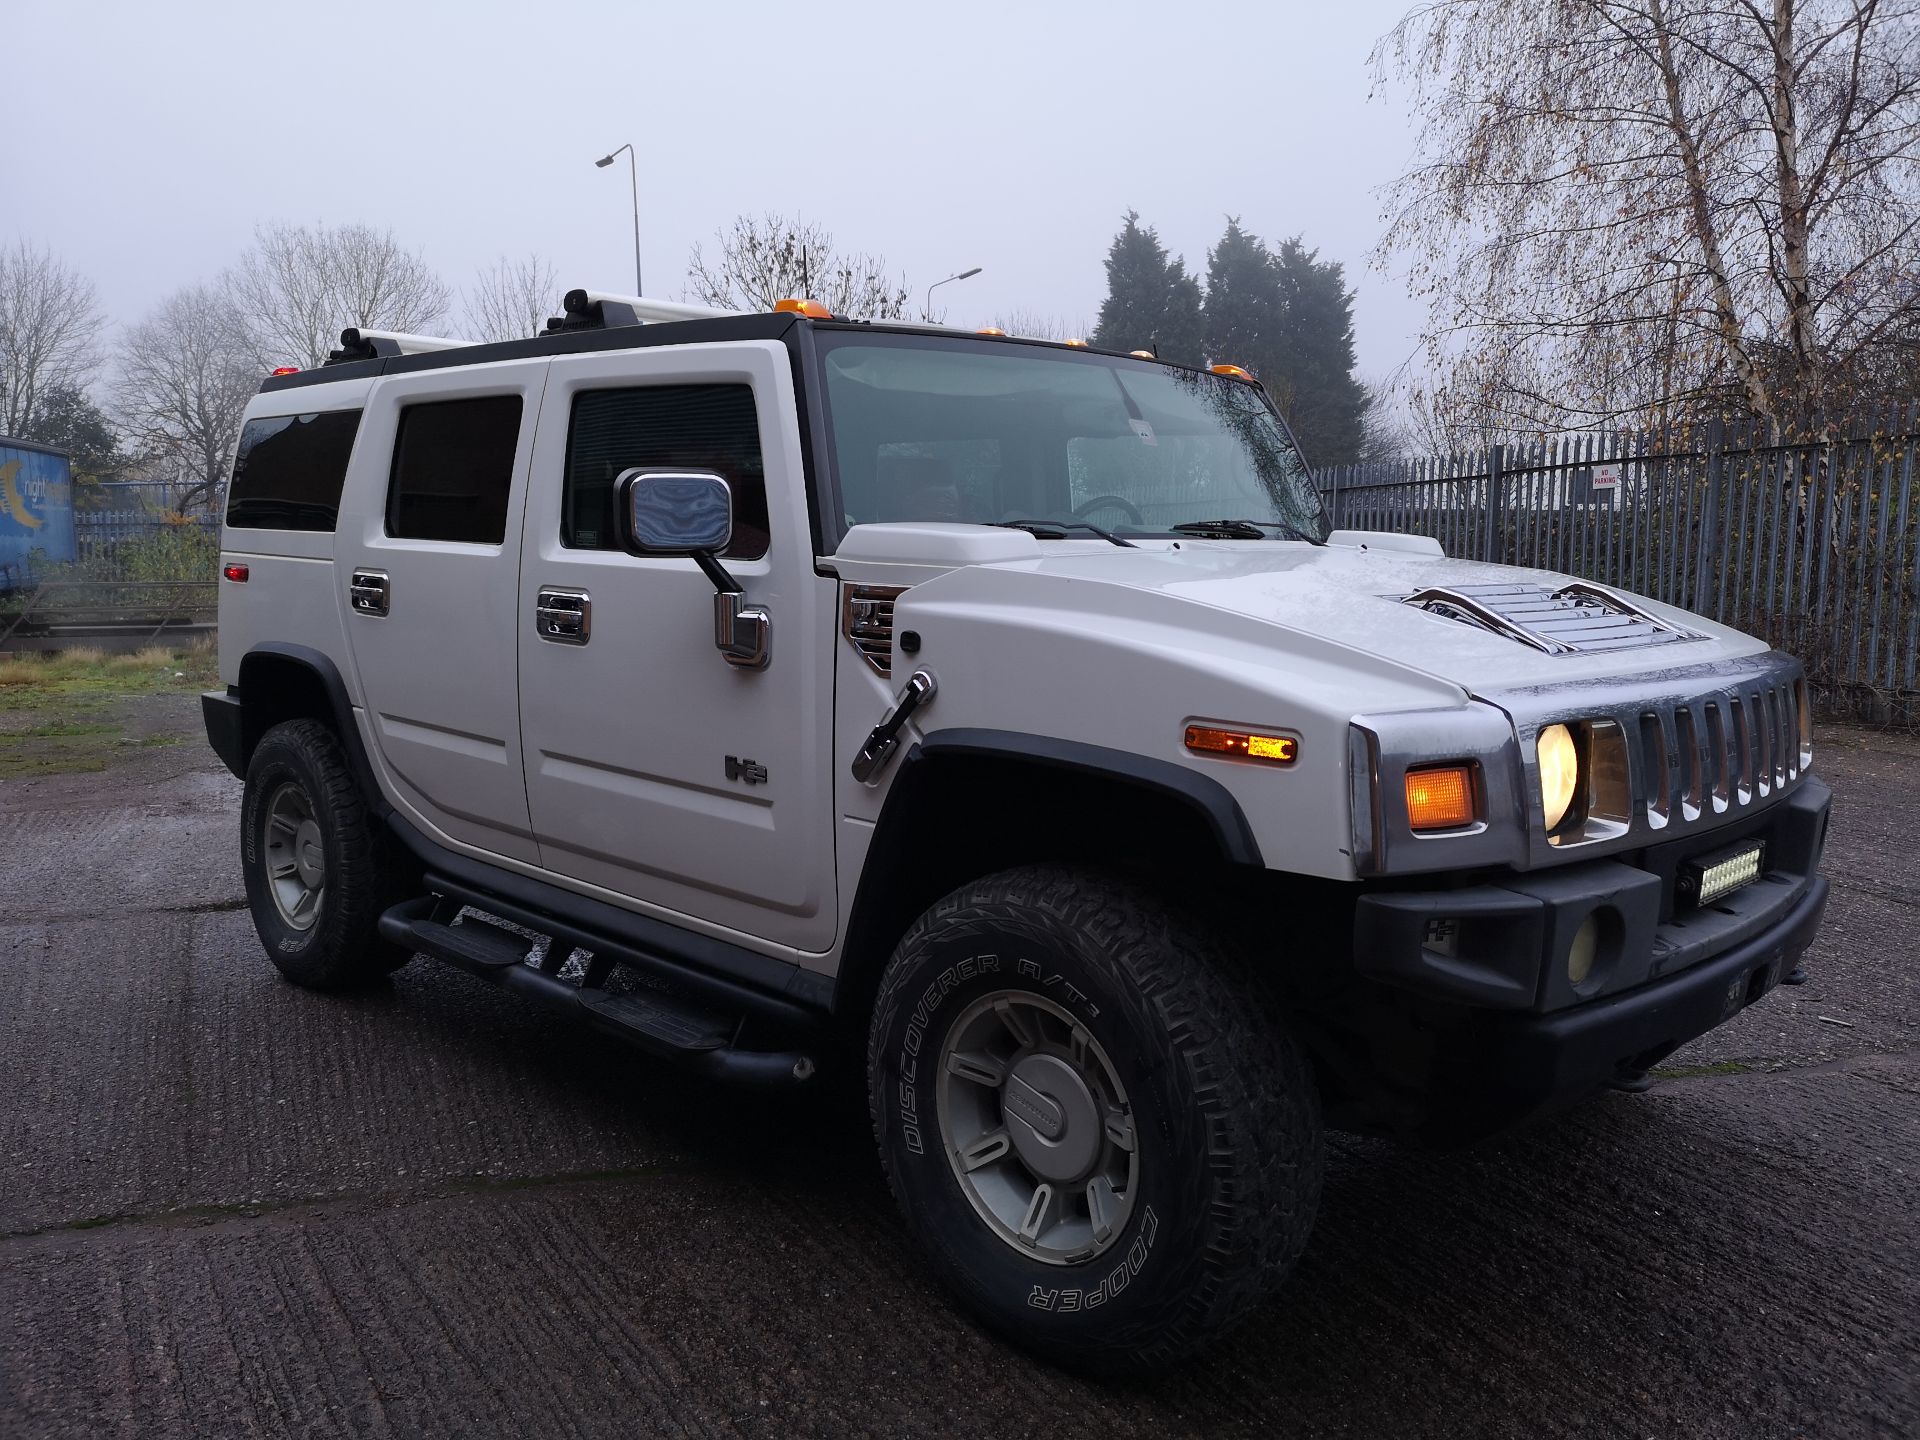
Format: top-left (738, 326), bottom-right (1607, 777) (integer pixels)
top-left (270, 366), bottom-right (300, 376)
top-left (223, 563), bottom-right (250, 582)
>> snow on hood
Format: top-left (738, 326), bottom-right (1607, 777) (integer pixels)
top-left (972, 538), bottom-right (1770, 695)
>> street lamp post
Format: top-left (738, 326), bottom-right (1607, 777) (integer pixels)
top-left (594, 143), bottom-right (642, 295)
top-left (924, 266), bottom-right (982, 322)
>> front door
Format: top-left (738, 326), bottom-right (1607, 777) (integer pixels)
top-left (335, 361), bottom-right (549, 863)
top-left (516, 341), bottom-right (837, 953)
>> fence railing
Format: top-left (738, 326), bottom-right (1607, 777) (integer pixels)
top-left (1319, 418), bottom-right (1920, 725)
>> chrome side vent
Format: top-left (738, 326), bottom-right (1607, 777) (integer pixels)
top-left (842, 584), bottom-right (908, 676)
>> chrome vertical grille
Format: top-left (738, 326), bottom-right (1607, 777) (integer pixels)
top-left (1639, 668), bottom-right (1805, 830)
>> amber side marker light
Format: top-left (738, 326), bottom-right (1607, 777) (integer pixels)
top-left (1406, 764), bottom-right (1477, 830)
top-left (1185, 725), bottom-right (1297, 765)
top-left (773, 298), bottom-right (832, 318)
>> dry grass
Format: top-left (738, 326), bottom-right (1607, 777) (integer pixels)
top-left (0, 641), bottom-right (218, 698)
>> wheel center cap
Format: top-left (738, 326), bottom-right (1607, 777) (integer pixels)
top-left (293, 819), bottom-right (325, 887)
top-left (1001, 1053), bottom-right (1101, 1183)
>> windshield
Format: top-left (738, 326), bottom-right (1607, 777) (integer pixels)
top-left (817, 335), bottom-right (1327, 542)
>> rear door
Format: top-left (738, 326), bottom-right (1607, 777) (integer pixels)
top-left (515, 340), bottom-right (837, 952)
top-left (335, 360), bottom-right (549, 863)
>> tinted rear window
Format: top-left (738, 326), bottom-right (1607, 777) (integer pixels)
top-left (226, 409), bottom-right (363, 531)
top-left (385, 395), bottom-right (524, 544)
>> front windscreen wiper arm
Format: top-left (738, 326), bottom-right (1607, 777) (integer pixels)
top-left (991, 520), bottom-right (1137, 548)
top-left (1170, 518), bottom-right (1322, 544)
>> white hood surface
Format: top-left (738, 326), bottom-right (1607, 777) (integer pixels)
top-left (834, 525), bottom-right (1770, 699)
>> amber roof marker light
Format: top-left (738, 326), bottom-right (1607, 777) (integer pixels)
top-left (774, 298), bottom-right (832, 318)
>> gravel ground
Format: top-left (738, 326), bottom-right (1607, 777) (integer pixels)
top-left (0, 708), bottom-right (1913, 1438)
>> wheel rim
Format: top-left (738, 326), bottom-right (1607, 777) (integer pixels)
top-left (936, 990), bottom-right (1138, 1265)
top-left (263, 780), bottom-right (327, 931)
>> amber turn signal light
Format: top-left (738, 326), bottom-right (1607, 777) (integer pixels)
top-left (1405, 764), bottom-right (1477, 830)
top-left (1184, 725), bottom-right (1297, 765)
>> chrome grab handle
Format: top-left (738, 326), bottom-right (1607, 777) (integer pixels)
top-left (349, 568), bottom-right (390, 617)
top-left (535, 586), bottom-right (591, 645)
top-left (852, 670), bottom-right (936, 783)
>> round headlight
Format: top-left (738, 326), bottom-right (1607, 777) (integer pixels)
top-left (1538, 723), bottom-right (1580, 830)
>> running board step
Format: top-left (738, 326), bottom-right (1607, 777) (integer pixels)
top-left (376, 898), bottom-right (816, 1087)
top-left (578, 989), bottom-right (732, 1051)
top-left (402, 915), bottom-right (532, 971)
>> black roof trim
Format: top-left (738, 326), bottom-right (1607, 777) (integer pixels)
top-left (0, 434), bottom-right (72, 459)
top-left (260, 312), bottom-right (802, 392)
top-left (257, 311), bottom-right (1239, 395)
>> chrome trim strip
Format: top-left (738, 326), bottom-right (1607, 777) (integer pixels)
top-left (1403, 586), bottom-right (1576, 655)
top-left (1553, 579), bottom-right (1694, 636)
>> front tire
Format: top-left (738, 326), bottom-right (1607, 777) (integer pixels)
top-left (867, 866), bottom-right (1323, 1373)
top-left (241, 719), bottom-right (414, 988)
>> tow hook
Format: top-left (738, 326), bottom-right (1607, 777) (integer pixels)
top-left (852, 670), bottom-right (936, 783)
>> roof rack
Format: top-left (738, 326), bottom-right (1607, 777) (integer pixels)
top-left (545, 289), bottom-right (743, 334)
top-left (326, 328), bottom-right (476, 366)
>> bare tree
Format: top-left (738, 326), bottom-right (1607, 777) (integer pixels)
top-left (686, 214), bottom-right (911, 319)
top-left (1377, 0), bottom-right (1920, 438)
top-left (0, 241), bottom-right (104, 436)
top-left (463, 253), bottom-right (559, 343)
top-left (117, 285), bottom-right (258, 515)
top-left (226, 222), bottom-right (453, 370)
top-left (987, 311), bottom-right (1093, 341)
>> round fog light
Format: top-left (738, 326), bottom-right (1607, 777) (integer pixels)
top-left (1567, 914), bottom-right (1600, 987)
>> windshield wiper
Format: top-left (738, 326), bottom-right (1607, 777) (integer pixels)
top-left (1170, 518), bottom-right (1322, 544)
top-left (991, 520), bottom-right (1137, 548)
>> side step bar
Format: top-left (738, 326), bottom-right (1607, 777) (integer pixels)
top-left (378, 898), bottom-right (819, 1087)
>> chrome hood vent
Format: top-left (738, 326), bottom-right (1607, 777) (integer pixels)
top-left (1400, 580), bottom-right (1702, 656)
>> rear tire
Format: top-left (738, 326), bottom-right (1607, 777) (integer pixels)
top-left (241, 719), bottom-right (414, 988)
top-left (867, 865), bottom-right (1323, 1373)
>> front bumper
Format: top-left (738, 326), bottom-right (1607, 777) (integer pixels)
top-left (1351, 776), bottom-right (1831, 1141)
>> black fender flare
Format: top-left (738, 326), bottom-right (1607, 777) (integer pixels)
top-left (228, 642), bottom-right (388, 814)
top-left (834, 727), bottom-right (1265, 1019)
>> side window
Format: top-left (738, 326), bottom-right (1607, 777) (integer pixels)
top-left (386, 395), bottom-right (524, 544)
top-left (226, 409), bottom-right (362, 531)
top-left (563, 384), bottom-right (769, 560)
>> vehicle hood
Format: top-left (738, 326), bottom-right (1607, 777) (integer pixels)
top-left (968, 538), bottom-right (1769, 698)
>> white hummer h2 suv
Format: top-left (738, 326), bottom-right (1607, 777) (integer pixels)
top-left (205, 291), bottom-right (1831, 1372)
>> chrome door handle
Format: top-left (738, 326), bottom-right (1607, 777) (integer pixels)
top-left (350, 568), bottom-right (390, 617)
top-left (852, 670), bottom-right (935, 783)
top-left (536, 586), bottom-right (591, 644)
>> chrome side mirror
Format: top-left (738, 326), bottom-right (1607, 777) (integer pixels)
top-left (613, 468), bottom-right (770, 670)
top-left (615, 469), bottom-right (733, 555)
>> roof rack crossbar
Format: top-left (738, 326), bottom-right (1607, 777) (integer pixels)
top-left (546, 289), bottom-right (744, 334)
top-left (326, 328), bottom-right (477, 366)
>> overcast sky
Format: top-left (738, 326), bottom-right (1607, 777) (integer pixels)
top-left (8, 0), bottom-right (1424, 380)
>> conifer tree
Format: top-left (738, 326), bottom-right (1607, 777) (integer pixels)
top-left (1091, 212), bottom-right (1204, 366)
top-left (1268, 238), bottom-right (1369, 465)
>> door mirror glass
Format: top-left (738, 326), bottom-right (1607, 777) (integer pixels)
top-left (615, 469), bottom-right (733, 555)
